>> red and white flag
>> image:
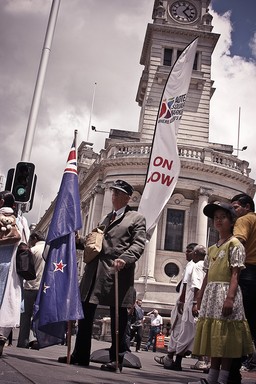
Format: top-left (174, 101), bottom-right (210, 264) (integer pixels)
top-left (138, 38), bottom-right (198, 238)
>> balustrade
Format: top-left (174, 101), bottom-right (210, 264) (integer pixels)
top-left (78, 141), bottom-right (250, 176)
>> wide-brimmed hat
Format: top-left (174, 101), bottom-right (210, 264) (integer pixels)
top-left (110, 180), bottom-right (134, 196)
top-left (203, 202), bottom-right (236, 219)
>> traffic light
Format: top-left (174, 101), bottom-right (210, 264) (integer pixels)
top-left (5, 168), bottom-right (15, 191)
top-left (12, 162), bottom-right (35, 203)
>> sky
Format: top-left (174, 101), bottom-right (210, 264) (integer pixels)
top-left (0, 0), bottom-right (256, 225)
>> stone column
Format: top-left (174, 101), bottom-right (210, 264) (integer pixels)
top-left (196, 187), bottom-right (212, 246)
top-left (101, 183), bottom-right (113, 216)
top-left (89, 186), bottom-right (104, 229)
top-left (139, 225), bottom-right (157, 282)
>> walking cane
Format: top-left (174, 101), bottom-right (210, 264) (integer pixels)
top-left (66, 320), bottom-right (72, 364)
top-left (114, 267), bottom-right (119, 372)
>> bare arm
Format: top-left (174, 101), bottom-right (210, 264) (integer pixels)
top-left (0, 227), bottom-right (21, 245)
top-left (222, 266), bottom-right (239, 317)
top-left (177, 283), bottom-right (187, 314)
top-left (196, 272), bottom-right (208, 311)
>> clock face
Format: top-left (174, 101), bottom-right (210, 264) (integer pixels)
top-left (169, 1), bottom-right (198, 23)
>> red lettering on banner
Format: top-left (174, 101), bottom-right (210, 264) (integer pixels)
top-left (161, 174), bottom-right (174, 186)
top-left (147, 172), bottom-right (174, 186)
top-left (153, 156), bottom-right (173, 170)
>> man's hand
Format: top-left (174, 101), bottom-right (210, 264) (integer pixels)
top-left (192, 303), bottom-right (199, 317)
top-left (177, 301), bottom-right (184, 315)
top-left (113, 258), bottom-right (126, 271)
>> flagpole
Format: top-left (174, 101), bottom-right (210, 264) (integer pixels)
top-left (66, 129), bottom-right (79, 365)
top-left (21, 0), bottom-right (61, 162)
top-left (74, 129), bottom-right (78, 149)
top-left (236, 106), bottom-right (241, 157)
top-left (87, 82), bottom-right (97, 142)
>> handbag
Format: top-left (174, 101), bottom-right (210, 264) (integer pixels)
top-left (83, 226), bottom-right (105, 264)
top-left (156, 333), bottom-right (165, 349)
top-left (16, 242), bottom-right (36, 280)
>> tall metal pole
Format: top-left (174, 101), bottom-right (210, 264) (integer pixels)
top-left (21, 0), bottom-right (61, 162)
top-left (236, 106), bottom-right (241, 157)
top-left (87, 82), bottom-right (97, 142)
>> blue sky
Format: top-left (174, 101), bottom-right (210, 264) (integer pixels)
top-left (211, 0), bottom-right (256, 59)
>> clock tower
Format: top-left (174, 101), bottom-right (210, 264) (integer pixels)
top-left (136, 0), bottom-right (219, 147)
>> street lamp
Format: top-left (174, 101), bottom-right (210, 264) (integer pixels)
top-left (91, 126), bottom-right (109, 134)
top-left (233, 146), bottom-right (247, 151)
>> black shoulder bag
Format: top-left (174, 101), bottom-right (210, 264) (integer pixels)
top-left (16, 242), bottom-right (36, 280)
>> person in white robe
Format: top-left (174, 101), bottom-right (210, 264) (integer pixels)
top-left (0, 191), bottom-right (22, 356)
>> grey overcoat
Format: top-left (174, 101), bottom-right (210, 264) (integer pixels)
top-left (80, 206), bottom-right (146, 307)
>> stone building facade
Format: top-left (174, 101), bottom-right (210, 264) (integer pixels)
top-left (36, 0), bottom-right (255, 314)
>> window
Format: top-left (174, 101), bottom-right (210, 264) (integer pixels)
top-left (178, 49), bottom-right (199, 70)
top-left (177, 49), bottom-right (183, 60)
top-left (163, 48), bottom-right (173, 66)
top-left (164, 209), bottom-right (185, 251)
top-left (193, 52), bottom-right (199, 70)
top-left (164, 262), bottom-right (179, 278)
top-left (207, 218), bottom-right (219, 246)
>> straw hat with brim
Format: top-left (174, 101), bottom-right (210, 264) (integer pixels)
top-left (203, 202), bottom-right (236, 220)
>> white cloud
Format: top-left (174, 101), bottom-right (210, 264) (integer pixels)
top-left (0, 0), bottom-right (153, 224)
top-left (249, 32), bottom-right (256, 58)
top-left (209, 8), bottom-right (256, 184)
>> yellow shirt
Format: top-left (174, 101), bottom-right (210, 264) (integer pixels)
top-left (233, 212), bottom-right (256, 265)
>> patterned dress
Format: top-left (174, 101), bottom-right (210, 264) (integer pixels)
top-left (193, 236), bottom-right (254, 358)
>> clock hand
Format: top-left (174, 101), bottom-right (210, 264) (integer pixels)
top-left (183, 7), bottom-right (193, 19)
top-left (183, 6), bottom-right (190, 18)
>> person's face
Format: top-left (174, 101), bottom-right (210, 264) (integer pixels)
top-left (185, 247), bottom-right (194, 261)
top-left (111, 189), bottom-right (130, 210)
top-left (192, 250), bottom-right (199, 263)
top-left (137, 300), bottom-right (142, 307)
top-left (213, 209), bottom-right (232, 232)
top-left (231, 200), bottom-right (249, 218)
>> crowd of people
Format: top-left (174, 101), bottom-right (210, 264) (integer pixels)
top-left (0, 182), bottom-right (256, 384)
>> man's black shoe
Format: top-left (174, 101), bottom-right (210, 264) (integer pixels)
top-left (100, 361), bottom-right (122, 372)
top-left (58, 355), bottom-right (89, 366)
top-left (29, 341), bottom-right (39, 350)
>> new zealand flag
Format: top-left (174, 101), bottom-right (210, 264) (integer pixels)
top-left (33, 135), bottom-right (84, 348)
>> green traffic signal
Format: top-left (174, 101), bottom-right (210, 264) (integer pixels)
top-left (12, 162), bottom-right (35, 203)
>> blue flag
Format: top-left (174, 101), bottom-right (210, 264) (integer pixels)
top-left (33, 137), bottom-right (84, 348)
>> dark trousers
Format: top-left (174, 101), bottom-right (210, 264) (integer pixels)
top-left (239, 273), bottom-right (256, 345)
top-left (17, 289), bottom-right (38, 348)
top-left (72, 301), bottom-right (97, 365)
top-left (228, 266), bottom-right (256, 383)
top-left (130, 325), bottom-right (143, 351)
top-left (146, 326), bottom-right (160, 351)
top-left (72, 300), bottom-right (128, 364)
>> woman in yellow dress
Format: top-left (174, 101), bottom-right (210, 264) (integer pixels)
top-left (188, 202), bottom-right (253, 384)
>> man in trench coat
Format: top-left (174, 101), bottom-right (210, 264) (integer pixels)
top-left (59, 180), bottom-right (146, 371)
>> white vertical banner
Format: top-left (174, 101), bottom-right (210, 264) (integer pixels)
top-left (138, 38), bottom-right (198, 238)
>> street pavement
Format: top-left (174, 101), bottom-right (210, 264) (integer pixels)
top-left (1, 331), bottom-right (256, 384)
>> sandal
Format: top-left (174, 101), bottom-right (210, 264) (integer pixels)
top-left (154, 355), bottom-right (166, 365)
